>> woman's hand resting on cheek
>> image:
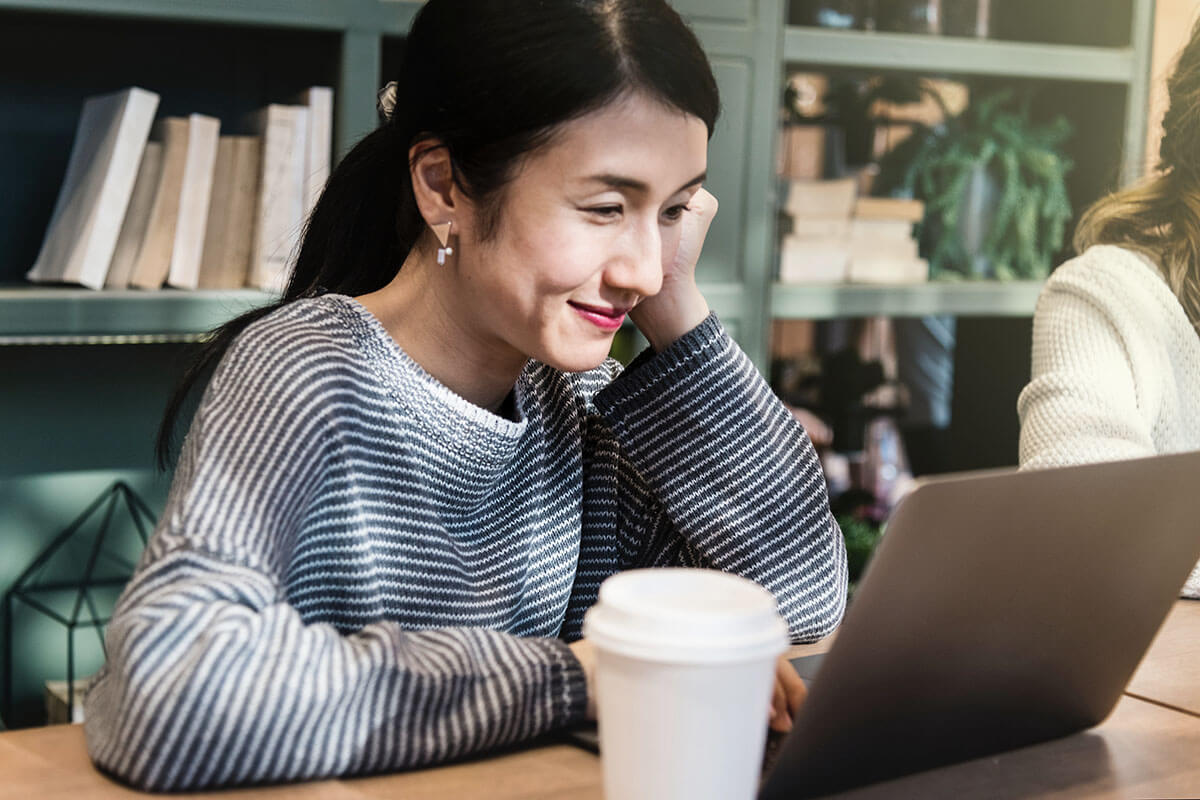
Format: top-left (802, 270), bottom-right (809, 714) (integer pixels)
top-left (568, 638), bottom-right (808, 733)
top-left (629, 188), bottom-right (718, 352)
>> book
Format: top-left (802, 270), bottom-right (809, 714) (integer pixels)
top-left (296, 86), bottom-right (333, 218)
top-left (853, 197), bottom-right (925, 222)
top-left (105, 141), bottom-right (164, 289)
top-left (777, 125), bottom-right (825, 181)
top-left (847, 256), bottom-right (929, 284)
top-left (785, 178), bottom-right (857, 219)
top-left (27, 87), bottom-right (160, 289)
top-left (165, 114), bottom-right (221, 289)
top-left (128, 117), bottom-right (190, 289)
top-left (779, 235), bottom-right (849, 284)
top-left (249, 104), bottom-right (310, 293)
top-left (789, 218), bottom-right (851, 240)
top-left (850, 218), bottom-right (916, 243)
top-left (849, 235), bottom-right (920, 262)
top-left (197, 135), bottom-right (261, 289)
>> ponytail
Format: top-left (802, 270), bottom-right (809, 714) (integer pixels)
top-left (155, 123), bottom-right (418, 468)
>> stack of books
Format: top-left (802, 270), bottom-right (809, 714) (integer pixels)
top-left (779, 178), bottom-right (928, 285)
top-left (27, 85), bottom-right (333, 293)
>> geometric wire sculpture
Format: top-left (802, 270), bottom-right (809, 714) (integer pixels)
top-left (2, 481), bottom-right (155, 726)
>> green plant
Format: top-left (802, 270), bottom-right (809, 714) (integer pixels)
top-left (876, 89), bottom-right (1074, 280)
top-left (837, 514), bottom-right (884, 582)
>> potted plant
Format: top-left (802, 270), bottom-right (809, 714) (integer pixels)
top-left (875, 88), bottom-right (1073, 280)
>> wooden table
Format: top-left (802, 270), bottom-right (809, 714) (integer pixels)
top-left (1126, 598), bottom-right (1200, 717)
top-left (1, 601), bottom-right (1197, 800)
top-left (0, 722), bottom-right (602, 800)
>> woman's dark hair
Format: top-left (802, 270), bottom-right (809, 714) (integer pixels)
top-left (156, 0), bottom-right (720, 468)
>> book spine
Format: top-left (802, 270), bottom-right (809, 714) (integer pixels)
top-left (107, 141), bottom-right (165, 289)
top-left (80, 88), bottom-right (158, 289)
top-left (130, 118), bottom-right (189, 290)
top-left (302, 87), bottom-right (333, 218)
top-left (251, 105), bottom-right (308, 293)
top-left (167, 114), bottom-right (221, 289)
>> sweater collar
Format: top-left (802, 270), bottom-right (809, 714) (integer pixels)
top-left (328, 294), bottom-right (533, 466)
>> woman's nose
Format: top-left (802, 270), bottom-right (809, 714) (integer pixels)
top-left (604, 219), bottom-right (664, 298)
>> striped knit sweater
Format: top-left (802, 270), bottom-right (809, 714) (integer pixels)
top-left (84, 295), bottom-right (847, 791)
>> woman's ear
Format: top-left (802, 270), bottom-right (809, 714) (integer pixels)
top-left (410, 141), bottom-right (457, 228)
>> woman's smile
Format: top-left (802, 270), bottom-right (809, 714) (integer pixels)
top-left (568, 300), bottom-right (630, 332)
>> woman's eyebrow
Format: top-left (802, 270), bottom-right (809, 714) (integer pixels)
top-left (582, 171), bottom-right (707, 195)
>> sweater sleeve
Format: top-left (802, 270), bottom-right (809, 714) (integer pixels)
top-left (83, 337), bottom-right (586, 792)
top-left (1017, 264), bottom-right (1156, 470)
top-left (592, 314), bottom-right (847, 642)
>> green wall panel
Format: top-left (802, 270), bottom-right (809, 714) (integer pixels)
top-left (673, 0), bottom-right (753, 23)
top-left (0, 469), bottom-right (169, 727)
top-left (0, 344), bottom-right (198, 478)
top-left (698, 58), bottom-right (753, 285)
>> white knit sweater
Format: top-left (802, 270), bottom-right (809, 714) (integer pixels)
top-left (1018, 244), bottom-right (1200, 597)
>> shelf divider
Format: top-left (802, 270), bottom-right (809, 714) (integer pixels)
top-left (770, 281), bottom-right (1044, 319)
top-left (784, 27), bottom-right (1136, 84)
top-left (0, 280), bottom-right (1048, 341)
top-left (0, 288), bottom-right (277, 343)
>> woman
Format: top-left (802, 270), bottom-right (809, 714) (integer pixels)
top-left (1018, 17), bottom-right (1200, 598)
top-left (83, 0), bottom-right (847, 790)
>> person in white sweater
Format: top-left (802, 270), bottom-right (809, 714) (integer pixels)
top-left (1018, 17), bottom-right (1200, 599)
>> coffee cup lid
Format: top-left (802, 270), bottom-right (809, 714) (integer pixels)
top-left (582, 568), bottom-right (789, 664)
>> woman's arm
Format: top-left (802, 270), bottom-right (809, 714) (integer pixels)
top-left (84, 334), bottom-right (586, 791)
top-left (86, 543), bottom-right (585, 790)
top-left (1018, 263), bottom-right (1156, 470)
top-left (592, 314), bottom-right (848, 643)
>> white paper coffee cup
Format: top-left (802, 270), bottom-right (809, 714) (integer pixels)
top-left (582, 568), bottom-right (789, 800)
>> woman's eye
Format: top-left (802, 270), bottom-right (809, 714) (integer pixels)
top-left (662, 204), bottom-right (690, 223)
top-left (587, 205), bottom-right (623, 219)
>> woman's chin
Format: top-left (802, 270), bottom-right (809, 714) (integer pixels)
top-left (541, 344), bottom-right (617, 374)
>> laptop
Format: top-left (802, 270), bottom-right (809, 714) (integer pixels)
top-left (759, 449), bottom-right (1200, 798)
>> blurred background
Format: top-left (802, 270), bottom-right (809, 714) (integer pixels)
top-left (0, 0), bottom-right (1195, 729)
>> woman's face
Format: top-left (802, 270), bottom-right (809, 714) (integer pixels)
top-left (453, 91), bottom-right (709, 373)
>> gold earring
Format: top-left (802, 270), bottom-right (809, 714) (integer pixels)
top-left (432, 221), bottom-right (455, 265)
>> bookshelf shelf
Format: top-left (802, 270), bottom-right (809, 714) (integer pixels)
top-left (770, 281), bottom-right (1044, 320)
top-left (0, 280), bottom-right (1043, 341)
top-left (0, 285), bottom-right (758, 343)
top-left (783, 27), bottom-right (1137, 84)
top-left (0, 288), bottom-right (275, 344)
top-left (0, 0), bottom-right (423, 32)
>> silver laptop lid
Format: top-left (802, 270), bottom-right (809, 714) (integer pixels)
top-left (761, 450), bottom-right (1200, 798)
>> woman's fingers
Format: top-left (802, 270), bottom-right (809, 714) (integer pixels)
top-left (769, 677), bottom-right (789, 732)
top-left (779, 656), bottom-right (808, 715)
top-left (770, 656), bottom-right (807, 733)
top-left (689, 186), bottom-right (719, 227)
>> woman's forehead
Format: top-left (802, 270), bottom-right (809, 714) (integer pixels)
top-left (530, 92), bottom-right (709, 192)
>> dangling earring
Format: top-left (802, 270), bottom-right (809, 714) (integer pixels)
top-left (432, 221), bottom-right (455, 265)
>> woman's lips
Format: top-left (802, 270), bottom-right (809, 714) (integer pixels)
top-left (569, 301), bottom-right (628, 332)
